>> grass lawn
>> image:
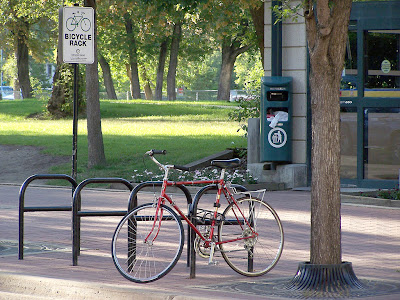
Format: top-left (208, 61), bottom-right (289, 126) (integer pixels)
top-left (0, 98), bottom-right (247, 183)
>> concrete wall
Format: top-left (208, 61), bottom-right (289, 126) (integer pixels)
top-left (264, 1), bottom-right (307, 164)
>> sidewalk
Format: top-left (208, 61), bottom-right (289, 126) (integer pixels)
top-left (0, 183), bottom-right (399, 299)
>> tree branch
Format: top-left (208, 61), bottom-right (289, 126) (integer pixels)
top-left (233, 44), bottom-right (252, 58)
top-left (304, 3), bottom-right (316, 51)
top-left (316, 0), bottom-right (333, 36)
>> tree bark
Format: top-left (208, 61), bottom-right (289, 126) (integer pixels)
top-left (249, 2), bottom-right (264, 67)
top-left (217, 38), bottom-right (251, 101)
top-left (48, 62), bottom-right (74, 118)
top-left (124, 13), bottom-right (141, 99)
top-left (13, 78), bottom-right (21, 100)
top-left (14, 18), bottom-right (32, 99)
top-left (167, 22), bottom-right (182, 101)
top-left (306, 0), bottom-right (352, 265)
top-left (142, 69), bottom-right (153, 100)
top-left (99, 53), bottom-right (117, 100)
top-left (85, 0), bottom-right (106, 168)
top-left (155, 39), bottom-right (168, 100)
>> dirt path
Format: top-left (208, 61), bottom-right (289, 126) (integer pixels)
top-left (0, 145), bottom-right (70, 184)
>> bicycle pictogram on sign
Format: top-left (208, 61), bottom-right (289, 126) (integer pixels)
top-left (66, 11), bottom-right (91, 32)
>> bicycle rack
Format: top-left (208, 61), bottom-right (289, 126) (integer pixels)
top-left (127, 181), bottom-right (193, 267)
top-left (19, 174), bottom-right (78, 260)
top-left (19, 176), bottom-right (254, 280)
top-left (189, 183), bottom-right (248, 278)
top-left (72, 178), bottom-right (134, 266)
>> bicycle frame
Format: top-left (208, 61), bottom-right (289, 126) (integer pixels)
top-left (69, 14), bottom-right (84, 27)
top-left (144, 155), bottom-right (258, 250)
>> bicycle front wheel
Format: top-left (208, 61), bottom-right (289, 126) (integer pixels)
top-left (218, 198), bottom-right (284, 277)
top-left (111, 203), bottom-right (184, 283)
top-left (80, 17), bottom-right (91, 32)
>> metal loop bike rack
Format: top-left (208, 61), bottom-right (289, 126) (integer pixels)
top-left (189, 183), bottom-right (248, 278)
top-left (126, 181), bottom-right (193, 267)
top-left (72, 178), bottom-right (134, 266)
top-left (19, 175), bottom-right (250, 280)
top-left (19, 174), bottom-right (78, 260)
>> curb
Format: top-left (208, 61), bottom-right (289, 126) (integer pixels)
top-left (0, 273), bottom-right (208, 300)
top-left (341, 194), bottom-right (400, 208)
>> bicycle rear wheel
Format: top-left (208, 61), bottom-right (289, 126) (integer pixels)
top-left (111, 203), bottom-right (184, 283)
top-left (218, 197), bottom-right (284, 276)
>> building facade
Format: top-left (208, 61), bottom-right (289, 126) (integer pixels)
top-left (253, 1), bottom-right (400, 189)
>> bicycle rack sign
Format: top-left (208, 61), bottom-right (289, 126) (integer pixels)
top-left (61, 6), bottom-right (94, 64)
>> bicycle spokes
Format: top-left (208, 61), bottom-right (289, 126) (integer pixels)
top-left (112, 204), bottom-right (184, 283)
top-left (218, 198), bottom-right (284, 276)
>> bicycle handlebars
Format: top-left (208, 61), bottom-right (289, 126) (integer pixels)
top-left (145, 149), bottom-right (190, 172)
top-left (146, 149), bottom-right (167, 156)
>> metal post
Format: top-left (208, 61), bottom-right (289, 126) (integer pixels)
top-left (271, 1), bottom-right (282, 77)
top-left (1, 49), bottom-right (3, 86)
top-left (72, 63), bottom-right (79, 181)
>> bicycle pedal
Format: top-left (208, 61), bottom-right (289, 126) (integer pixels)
top-left (208, 260), bottom-right (219, 266)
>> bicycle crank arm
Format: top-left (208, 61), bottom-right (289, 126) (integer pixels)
top-left (208, 242), bottom-right (218, 265)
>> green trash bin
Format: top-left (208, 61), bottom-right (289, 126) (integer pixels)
top-left (260, 76), bottom-right (293, 162)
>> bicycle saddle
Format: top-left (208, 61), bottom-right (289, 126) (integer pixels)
top-left (211, 158), bottom-right (241, 169)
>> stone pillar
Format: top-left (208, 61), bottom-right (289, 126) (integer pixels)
top-left (247, 118), bottom-right (260, 164)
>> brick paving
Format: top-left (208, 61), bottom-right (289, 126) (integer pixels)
top-left (0, 184), bottom-right (399, 299)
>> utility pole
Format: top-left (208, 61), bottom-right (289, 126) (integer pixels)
top-left (1, 49), bottom-right (3, 100)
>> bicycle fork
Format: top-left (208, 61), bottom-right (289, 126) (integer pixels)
top-left (144, 199), bottom-right (164, 245)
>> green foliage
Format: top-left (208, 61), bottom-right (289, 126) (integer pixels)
top-left (180, 51), bottom-right (220, 90)
top-left (271, 1), bottom-right (303, 24)
top-left (0, 98), bottom-right (246, 182)
top-left (131, 166), bottom-right (257, 184)
top-left (30, 60), bottom-right (53, 89)
top-left (234, 51), bottom-right (263, 90)
top-left (1, 53), bottom-right (16, 87)
top-left (0, 98), bottom-right (47, 120)
top-left (51, 64), bottom-right (86, 117)
top-left (377, 188), bottom-right (400, 200)
top-left (2, 0), bottom-right (261, 100)
top-left (228, 81), bottom-right (261, 136)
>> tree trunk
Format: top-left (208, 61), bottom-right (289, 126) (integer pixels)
top-left (99, 53), bottom-right (117, 100)
top-left (124, 14), bottom-right (141, 99)
top-left (310, 70), bottom-right (342, 265)
top-left (155, 39), bottom-right (168, 100)
top-left (167, 22), bottom-right (182, 101)
top-left (218, 44), bottom-right (235, 101)
top-left (13, 78), bottom-right (21, 100)
top-left (249, 2), bottom-right (264, 67)
top-left (15, 19), bottom-right (32, 99)
top-left (48, 62), bottom-right (73, 118)
top-left (142, 70), bottom-right (153, 100)
top-left (85, 0), bottom-right (106, 168)
top-left (217, 38), bottom-right (251, 101)
top-left (306, 0), bottom-right (352, 265)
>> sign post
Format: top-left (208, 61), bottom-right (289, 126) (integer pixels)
top-left (61, 6), bottom-right (94, 180)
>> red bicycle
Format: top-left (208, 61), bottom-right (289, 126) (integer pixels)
top-left (111, 150), bottom-right (284, 283)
